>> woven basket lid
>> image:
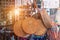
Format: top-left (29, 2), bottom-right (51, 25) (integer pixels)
top-left (13, 20), bottom-right (30, 37)
top-left (22, 17), bottom-right (40, 34)
top-left (34, 20), bottom-right (47, 36)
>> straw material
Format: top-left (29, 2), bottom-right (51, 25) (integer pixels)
top-left (22, 17), bottom-right (40, 34)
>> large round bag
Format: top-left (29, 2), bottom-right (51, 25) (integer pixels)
top-left (32, 0), bottom-right (52, 28)
top-left (34, 20), bottom-right (47, 36)
top-left (22, 17), bottom-right (40, 34)
top-left (40, 9), bottom-right (52, 28)
top-left (13, 20), bottom-right (30, 37)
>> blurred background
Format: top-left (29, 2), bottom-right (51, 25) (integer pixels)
top-left (0, 0), bottom-right (60, 40)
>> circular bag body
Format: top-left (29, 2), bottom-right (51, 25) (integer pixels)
top-left (40, 9), bottom-right (52, 28)
top-left (34, 20), bottom-right (47, 36)
top-left (22, 17), bottom-right (40, 34)
top-left (13, 20), bottom-right (29, 37)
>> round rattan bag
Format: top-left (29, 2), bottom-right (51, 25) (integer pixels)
top-left (40, 9), bottom-right (52, 28)
top-left (34, 20), bottom-right (47, 36)
top-left (13, 20), bottom-right (30, 37)
top-left (22, 17), bottom-right (40, 34)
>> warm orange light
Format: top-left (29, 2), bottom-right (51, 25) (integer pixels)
top-left (14, 8), bottom-right (20, 16)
